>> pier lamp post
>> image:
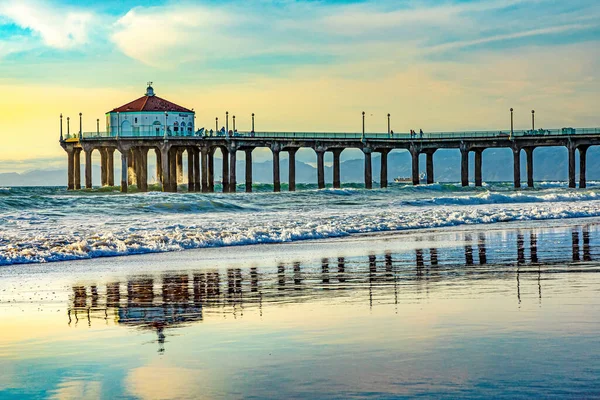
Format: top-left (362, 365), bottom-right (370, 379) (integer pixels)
top-left (252, 113), bottom-right (255, 132)
top-left (233, 115), bottom-right (236, 133)
top-left (60, 114), bottom-right (63, 141)
top-left (79, 113), bottom-right (82, 140)
top-left (387, 113), bottom-right (391, 136)
top-left (361, 111), bottom-right (365, 141)
top-left (531, 110), bottom-right (535, 131)
top-left (97, 119), bottom-right (100, 135)
top-left (510, 108), bottom-right (514, 139)
top-left (216, 117), bottom-right (219, 133)
top-left (67, 117), bottom-right (70, 138)
top-left (164, 112), bottom-right (168, 139)
top-left (226, 111), bottom-right (229, 137)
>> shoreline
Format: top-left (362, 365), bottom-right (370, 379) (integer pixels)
top-left (2, 215), bottom-right (599, 278)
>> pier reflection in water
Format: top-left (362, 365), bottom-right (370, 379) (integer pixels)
top-left (67, 224), bottom-right (599, 353)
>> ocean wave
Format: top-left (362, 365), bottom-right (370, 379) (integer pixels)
top-left (400, 190), bottom-right (600, 206)
top-left (2, 199), bottom-right (600, 265)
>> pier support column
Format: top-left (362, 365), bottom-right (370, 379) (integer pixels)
top-left (460, 148), bottom-right (469, 187)
top-left (176, 149), bottom-right (184, 185)
top-left (187, 148), bottom-right (195, 192)
top-left (317, 150), bottom-right (325, 189)
top-left (85, 150), bottom-right (92, 189)
top-left (107, 148), bottom-right (114, 187)
top-left (128, 150), bottom-right (136, 186)
top-left (380, 149), bottom-right (389, 188)
top-left (364, 149), bottom-right (373, 189)
top-left (120, 151), bottom-right (128, 193)
top-left (155, 149), bottom-right (162, 187)
top-left (579, 146), bottom-right (589, 189)
top-left (137, 148), bottom-right (148, 192)
top-left (169, 148), bottom-right (177, 192)
top-left (568, 144), bottom-right (576, 189)
top-left (221, 147), bottom-right (230, 193)
top-left (100, 148), bottom-right (108, 187)
top-left (525, 147), bottom-right (534, 188)
top-left (208, 148), bottom-right (215, 192)
top-left (67, 149), bottom-right (75, 190)
top-left (74, 149), bottom-right (81, 189)
top-left (273, 149), bottom-right (281, 192)
top-left (201, 148), bottom-right (209, 193)
top-left (332, 149), bottom-right (342, 189)
top-left (160, 147), bottom-right (170, 192)
top-left (411, 150), bottom-right (420, 186)
top-left (245, 149), bottom-right (253, 193)
top-left (288, 148), bottom-right (297, 192)
top-left (474, 149), bottom-right (483, 187)
top-left (229, 149), bottom-right (237, 193)
top-left (426, 150), bottom-right (435, 185)
top-left (193, 148), bottom-right (201, 192)
top-left (513, 148), bottom-right (521, 189)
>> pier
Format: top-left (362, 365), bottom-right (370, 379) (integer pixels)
top-left (59, 86), bottom-right (600, 193)
top-left (60, 126), bottom-right (600, 193)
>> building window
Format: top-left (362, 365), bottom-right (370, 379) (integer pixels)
top-left (135, 118), bottom-right (138, 123)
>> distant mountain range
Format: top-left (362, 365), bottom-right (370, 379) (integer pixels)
top-left (1, 147), bottom-right (597, 187)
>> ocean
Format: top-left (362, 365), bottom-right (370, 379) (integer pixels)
top-left (2, 183), bottom-right (600, 398)
top-left (2, 182), bottom-right (600, 265)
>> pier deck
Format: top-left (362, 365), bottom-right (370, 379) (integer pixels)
top-left (60, 127), bottom-right (600, 193)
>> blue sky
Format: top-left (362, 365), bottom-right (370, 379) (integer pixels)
top-left (0, 0), bottom-right (598, 169)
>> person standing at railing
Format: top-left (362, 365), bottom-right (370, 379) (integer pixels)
top-left (420, 129), bottom-right (423, 139)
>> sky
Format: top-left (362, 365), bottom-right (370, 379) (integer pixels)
top-left (0, 0), bottom-right (599, 172)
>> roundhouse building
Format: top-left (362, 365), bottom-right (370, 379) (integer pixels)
top-left (106, 84), bottom-right (195, 137)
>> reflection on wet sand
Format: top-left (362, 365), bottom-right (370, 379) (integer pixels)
top-left (67, 225), bottom-right (597, 352)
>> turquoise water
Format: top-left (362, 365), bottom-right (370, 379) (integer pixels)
top-left (3, 182), bottom-right (600, 265)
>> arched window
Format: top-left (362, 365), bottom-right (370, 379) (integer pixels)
top-left (181, 122), bottom-right (186, 136)
top-left (153, 120), bottom-right (161, 135)
top-left (174, 121), bottom-right (179, 134)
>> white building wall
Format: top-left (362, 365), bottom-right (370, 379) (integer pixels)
top-left (106, 111), bottom-right (195, 137)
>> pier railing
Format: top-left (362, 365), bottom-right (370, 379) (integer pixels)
top-left (63, 127), bottom-right (600, 141)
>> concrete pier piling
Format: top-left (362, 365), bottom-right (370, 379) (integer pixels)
top-left (411, 150), bottom-right (419, 186)
top-left (229, 149), bottom-right (237, 193)
top-left (332, 149), bottom-right (342, 189)
top-left (474, 150), bottom-right (482, 187)
top-left (426, 150), bottom-right (435, 185)
top-left (272, 149), bottom-right (281, 192)
top-left (460, 148), bottom-right (469, 187)
top-left (193, 148), bottom-right (200, 192)
top-left (245, 149), bottom-right (253, 193)
top-left (85, 150), bottom-right (92, 189)
top-left (579, 145), bottom-right (588, 189)
top-left (288, 149), bottom-right (296, 192)
top-left (316, 150), bottom-right (325, 190)
top-left (219, 147), bottom-right (228, 193)
top-left (60, 125), bottom-right (600, 193)
top-left (363, 149), bottom-right (372, 189)
top-left (187, 149), bottom-right (194, 192)
top-left (568, 144), bottom-right (576, 189)
top-left (513, 148), bottom-right (521, 189)
top-left (74, 149), bottom-right (81, 190)
top-left (525, 147), bottom-right (534, 188)
top-left (380, 149), bottom-right (389, 188)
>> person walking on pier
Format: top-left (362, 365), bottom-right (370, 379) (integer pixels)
top-left (420, 129), bottom-right (423, 139)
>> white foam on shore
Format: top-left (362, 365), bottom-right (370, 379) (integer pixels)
top-left (3, 198), bottom-right (600, 265)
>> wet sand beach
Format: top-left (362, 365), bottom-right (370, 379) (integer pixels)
top-left (2, 218), bottom-right (600, 398)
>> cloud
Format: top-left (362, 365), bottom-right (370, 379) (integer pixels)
top-left (0, 0), bottom-right (93, 49)
top-left (111, 5), bottom-right (251, 67)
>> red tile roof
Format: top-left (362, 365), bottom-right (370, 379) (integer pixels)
top-left (110, 95), bottom-right (193, 113)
